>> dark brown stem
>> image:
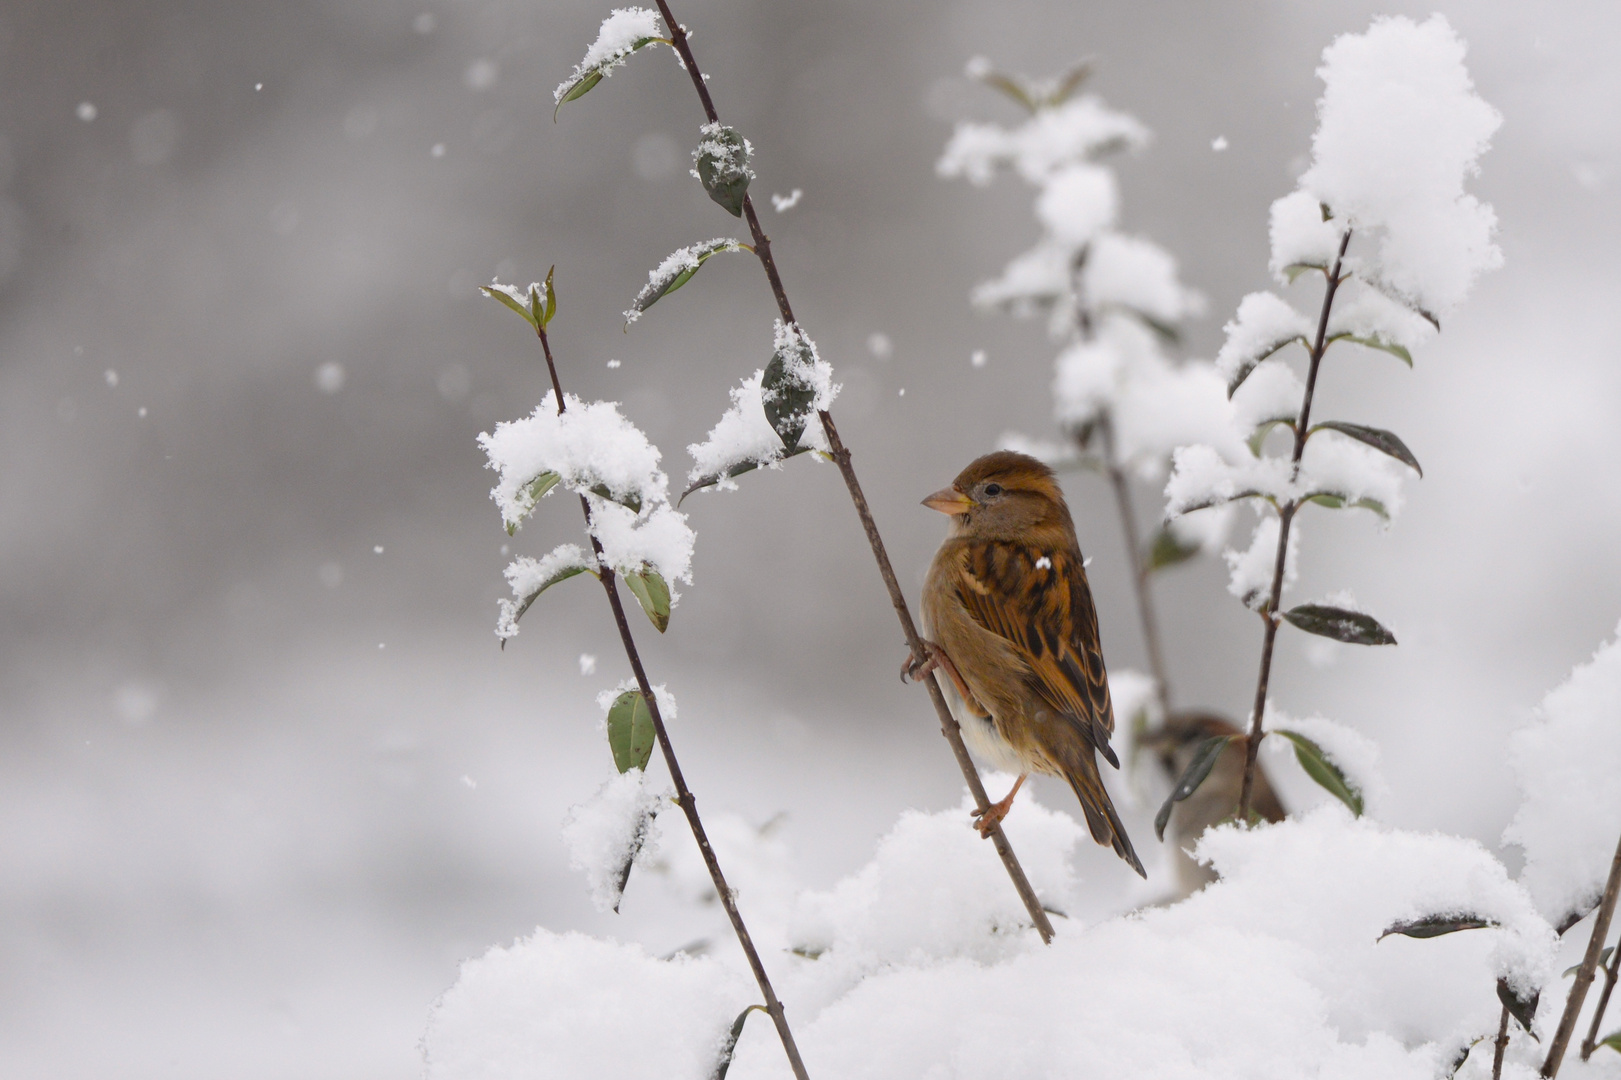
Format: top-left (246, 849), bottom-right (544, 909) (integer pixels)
top-left (1581, 929), bottom-right (1621, 1060)
top-left (1097, 419), bottom-right (1172, 714)
top-left (1236, 228), bottom-right (1351, 822)
top-left (649, 0), bottom-right (1057, 942)
top-left (536, 324), bottom-right (811, 1080)
top-left (1492, 1004), bottom-right (1510, 1080)
top-left (821, 411), bottom-right (1056, 943)
top-left (1544, 830), bottom-right (1621, 1077)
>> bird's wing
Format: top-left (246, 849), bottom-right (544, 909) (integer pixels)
top-left (954, 540), bottom-right (1118, 766)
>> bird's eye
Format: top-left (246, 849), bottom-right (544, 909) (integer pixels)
top-left (983, 483), bottom-right (1003, 497)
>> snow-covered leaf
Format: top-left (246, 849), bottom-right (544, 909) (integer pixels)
top-left (505, 470), bottom-right (561, 535)
top-left (1309, 421), bottom-right (1422, 476)
top-left (694, 124), bottom-right (754, 218)
top-left (1275, 728), bottom-right (1365, 815)
top-left (1226, 336), bottom-right (1307, 397)
top-left (605, 689), bottom-right (657, 774)
top-left (553, 9), bottom-right (667, 118)
top-left (711, 1005), bottom-right (768, 1080)
top-left (622, 567), bottom-right (671, 633)
top-left (1154, 734), bottom-right (1235, 841)
top-left (496, 544), bottom-right (598, 642)
top-left (1378, 913), bottom-right (1495, 940)
top-left (762, 331), bottom-right (819, 452)
top-left (1497, 977), bottom-right (1540, 1035)
top-left (626, 239), bottom-right (746, 324)
top-left (1282, 603), bottom-right (1396, 646)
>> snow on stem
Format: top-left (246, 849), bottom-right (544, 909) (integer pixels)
top-left (509, 285), bottom-right (812, 1080)
top-left (647, 0), bottom-right (1058, 947)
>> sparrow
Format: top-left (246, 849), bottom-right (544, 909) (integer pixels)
top-left (1140, 712), bottom-right (1286, 898)
top-left (908, 450), bottom-right (1145, 878)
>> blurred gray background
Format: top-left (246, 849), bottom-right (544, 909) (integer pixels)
top-left (2, 0), bottom-right (1618, 1076)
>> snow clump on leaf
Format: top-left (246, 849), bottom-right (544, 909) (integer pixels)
top-left (479, 392), bottom-right (694, 586)
top-left (1295, 14), bottom-right (1502, 317)
top-left (1505, 621), bottom-right (1621, 926)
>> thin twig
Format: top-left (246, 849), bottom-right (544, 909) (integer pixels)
top-left (535, 323), bottom-right (812, 1080)
top-left (1543, 829), bottom-right (1621, 1077)
top-left (1581, 929), bottom-right (1621, 1060)
top-left (1492, 1004), bottom-right (1510, 1080)
top-left (1236, 229), bottom-right (1351, 821)
top-left (650, 0), bottom-right (1057, 942)
top-left (1097, 418), bottom-right (1172, 714)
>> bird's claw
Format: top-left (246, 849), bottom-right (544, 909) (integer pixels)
top-left (971, 801), bottom-right (1010, 839)
top-left (900, 649), bottom-right (938, 683)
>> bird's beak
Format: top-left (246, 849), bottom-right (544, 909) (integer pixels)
top-left (922, 487), bottom-right (974, 515)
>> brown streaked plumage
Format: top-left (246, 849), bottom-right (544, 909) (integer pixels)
top-left (910, 450), bottom-right (1145, 878)
top-left (1142, 712), bottom-right (1287, 898)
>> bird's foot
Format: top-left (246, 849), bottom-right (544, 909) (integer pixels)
top-left (971, 774), bottom-right (1027, 838)
top-left (900, 647), bottom-right (938, 683)
top-left (901, 640), bottom-right (952, 684)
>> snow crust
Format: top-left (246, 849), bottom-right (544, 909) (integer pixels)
top-left (1505, 621), bottom-right (1621, 925)
top-left (1298, 15), bottom-right (1502, 318)
top-left (423, 930), bottom-right (748, 1079)
top-left (427, 788), bottom-right (1561, 1080)
top-left (554, 8), bottom-right (664, 104)
top-left (561, 768), bottom-right (667, 913)
top-left (479, 392), bottom-right (694, 586)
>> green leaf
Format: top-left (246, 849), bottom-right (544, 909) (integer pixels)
top-left (480, 284), bottom-right (539, 329)
top-left (1565, 946), bottom-right (1616, 978)
top-left (1123, 307), bottom-right (1180, 344)
top-left (1145, 526), bottom-right (1200, 573)
top-left (1379, 914), bottom-right (1496, 941)
top-left (540, 265), bottom-right (557, 328)
top-left (1154, 734), bottom-right (1236, 841)
top-left (1307, 421), bottom-right (1422, 476)
top-left (710, 1005), bottom-right (770, 1080)
top-left (694, 126), bottom-right (754, 217)
top-left (1497, 978), bottom-right (1540, 1037)
top-left (1599, 1029), bottom-right (1621, 1054)
top-left (762, 338), bottom-right (819, 453)
top-left (605, 690), bottom-right (657, 774)
top-left (588, 483), bottom-right (643, 514)
top-left (1227, 336), bottom-right (1307, 397)
top-left (1300, 491), bottom-right (1390, 521)
top-left (1274, 728), bottom-right (1365, 816)
top-left (626, 239), bottom-right (745, 321)
top-left (1282, 603), bottom-right (1397, 647)
top-left (1247, 416), bottom-right (1296, 457)
top-left (552, 37), bottom-right (664, 120)
top-left (503, 562), bottom-right (594, 634)
top-left (507, 471), bottom-right (562, 534)
top-left (1043, 59), bottom-right (1094, 107)
top-left (1331, 333), bottom-right (1414, 368)
top-left (623, 567), bottom-right (671, 633)
top-left (1282, 262), bottom-right (1326, 284)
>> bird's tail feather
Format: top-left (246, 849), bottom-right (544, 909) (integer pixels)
top-left (1068, 761), bottom-right (1146, 879)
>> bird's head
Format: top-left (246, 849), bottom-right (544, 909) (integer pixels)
top-left (922, 450), bottom-right (1073, 542)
